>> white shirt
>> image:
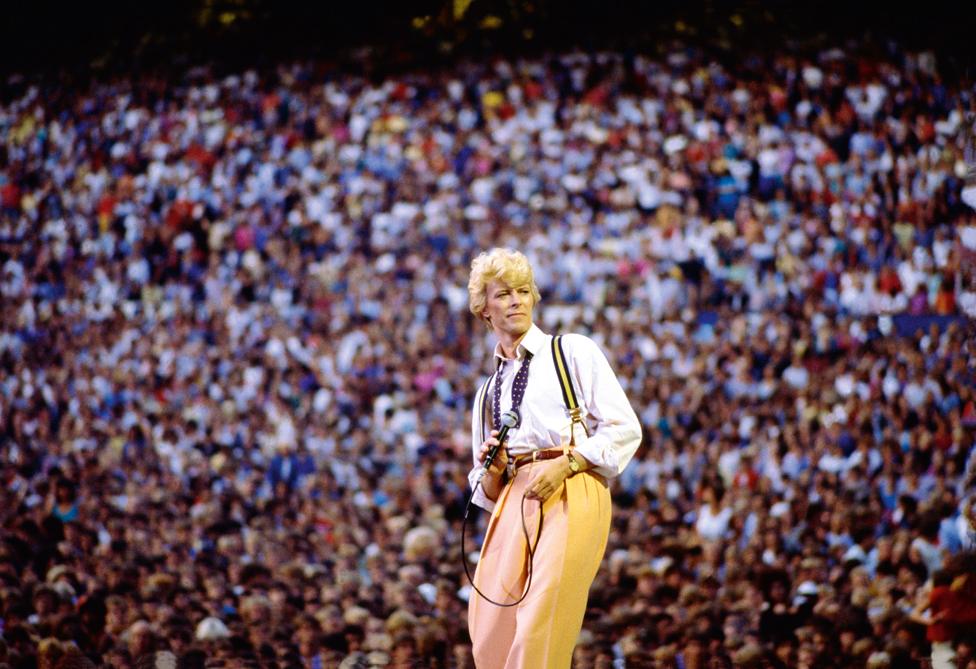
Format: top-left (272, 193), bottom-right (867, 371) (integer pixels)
top-left (469, 324), bottom-right (641, 511)
top-left (695, 504), bottom-right (733, 542)
top-left (956, 513), bottom-right (976, 551)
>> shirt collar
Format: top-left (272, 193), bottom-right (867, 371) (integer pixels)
top-left (493, 323), bottom-right (547, 364)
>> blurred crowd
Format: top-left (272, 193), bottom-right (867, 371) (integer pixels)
top-left (1, 36), bottom-right (976, 669)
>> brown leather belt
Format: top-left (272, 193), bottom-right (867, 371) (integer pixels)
top-left (511, 449), bottom-right (567, 470)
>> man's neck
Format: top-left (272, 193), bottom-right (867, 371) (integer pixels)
top-left (498, 330), bottom-right (529, 360)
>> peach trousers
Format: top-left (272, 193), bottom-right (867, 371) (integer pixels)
top-left (468, 463), bottom-right (612, 669)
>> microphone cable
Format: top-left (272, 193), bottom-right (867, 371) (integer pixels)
top-left (460, 470), bottom-right (544, 608)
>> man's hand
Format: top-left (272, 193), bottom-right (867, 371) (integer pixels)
top-left (525, 456), bottom-right (573, 501)
top-left (477, 430), bottom-right (509, 477)
top-left (477, 430), bottom-right (509, 501)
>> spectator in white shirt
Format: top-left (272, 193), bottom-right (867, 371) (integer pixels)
top-left (695, 481), bottom-right (734, 542)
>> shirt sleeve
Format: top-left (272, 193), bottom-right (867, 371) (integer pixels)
top-left (468, 375), bottom-right (496, 512)
top-left (561, 334), bottom-right (642, 479)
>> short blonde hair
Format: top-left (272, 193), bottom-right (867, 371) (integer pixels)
top-left (467, 248), bottom-right (541, 319)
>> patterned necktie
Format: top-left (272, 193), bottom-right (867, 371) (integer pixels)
top-left (492, 351), bottom-right (533, 432)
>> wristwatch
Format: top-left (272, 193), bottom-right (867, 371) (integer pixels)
top-left (566, 451), bottom-right (582, 474)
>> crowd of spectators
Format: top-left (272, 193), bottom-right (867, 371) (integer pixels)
top-left (1, 36), bottom-right (976, 669)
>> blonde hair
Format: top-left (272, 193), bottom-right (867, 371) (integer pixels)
top-left (467, 248), bottom-right (541, 320)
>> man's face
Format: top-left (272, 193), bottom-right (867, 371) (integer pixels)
top-left (482, 280), bottom-right (534, 339)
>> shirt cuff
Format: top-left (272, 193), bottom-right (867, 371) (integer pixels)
top-left (471, 483), bottom-right (496, 513)
top-left (573, 439), bottom-right (619, 479)
top-left (468, 467), bottom-right (497, 512)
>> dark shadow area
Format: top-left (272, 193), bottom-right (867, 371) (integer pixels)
top-left (3, 0), bottom-right (976, 83)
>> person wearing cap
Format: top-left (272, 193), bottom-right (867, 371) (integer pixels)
top-left (465, 248), bottom-right (641, 668)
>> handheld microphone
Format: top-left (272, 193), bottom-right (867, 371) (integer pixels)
top-left (478, 409), bottom-right (520, 481)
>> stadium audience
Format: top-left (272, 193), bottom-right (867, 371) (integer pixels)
top-left (1, 38), bottom-right (976, 668)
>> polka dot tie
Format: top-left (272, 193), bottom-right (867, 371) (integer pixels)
top-left (492, 351), bottom-right (533, 433)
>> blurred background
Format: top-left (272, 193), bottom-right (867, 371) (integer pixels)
top-left (2, 1), bottom-right (976, 668)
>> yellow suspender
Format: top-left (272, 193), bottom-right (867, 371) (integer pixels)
top-left (551, 335), bottom-right (587, 446)
top-left (476, 373), bottom-right (495, 442)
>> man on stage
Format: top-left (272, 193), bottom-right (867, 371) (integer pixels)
top-left (465, 248), bottom-right (642, 668)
